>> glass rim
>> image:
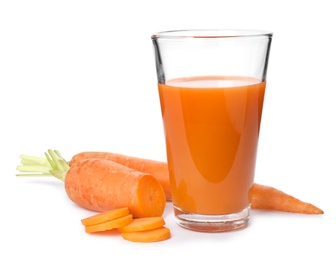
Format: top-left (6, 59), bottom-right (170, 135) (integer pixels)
top-left (151, 29), bottom-right (273, 39)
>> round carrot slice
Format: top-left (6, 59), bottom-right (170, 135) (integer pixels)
top-left (85, 214), bottom-right (133, 233)
top-left (120, 227), bottom-right (171, 242)
top-left (118, 217), bottom-right (165, 233)
top-left (81, 207), bottom-right (129, 226)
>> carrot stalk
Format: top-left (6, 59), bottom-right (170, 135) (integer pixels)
top-left (250, 183), bottom-right (324, 214)
top-left (16, 150), bottom-right (67, 179)
top-left (16, 154), bottom-right (52, 175)
top-left (16, 165), bottom-right (52, 174)
top-left (19, 154), bottom-right (50, 166)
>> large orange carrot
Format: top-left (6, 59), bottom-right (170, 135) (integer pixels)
top-left (69, 151), bottom-right (323, 215)
top-left (17, 150), bottom-right (324, 215)
top-left (250, 183), bottom-right (323, 214)
top-left (17, 150), bottom-right (166, 218)
top-left (69, 151), bottom-right (172, 201)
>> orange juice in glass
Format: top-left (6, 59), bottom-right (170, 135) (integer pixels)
top-left (152, 30), bottom-right (272, 232)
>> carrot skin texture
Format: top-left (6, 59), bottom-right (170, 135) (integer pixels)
top-left (65, 158), bottom-right (166, 218)
top-left (250, 183), bottom-right (324, 214)
top-left (70, 152), bottom-right (172, 201)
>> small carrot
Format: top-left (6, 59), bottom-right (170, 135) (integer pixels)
top-left (17, 150), bottom-right (166, 218)
top-left (250, 183), bottom-right (324, 214)
top-left (85, 214), bottom-right (133, 233)
top-left (120, 227), bottom-right (171, 243)
top-left (118, 216), bottom-right (166, 233)
top-left (69, 151), bottom-right (172, 201)
top-left (81, 207), bottom-right (129, 226)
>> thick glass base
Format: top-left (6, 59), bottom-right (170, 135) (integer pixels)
top-left (174, 205), bottom-right (250, 232)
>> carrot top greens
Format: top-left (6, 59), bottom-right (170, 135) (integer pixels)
top-left (16, 149), bottom-right (70, 181)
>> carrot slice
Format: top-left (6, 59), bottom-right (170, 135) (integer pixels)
top-left (120, 227), bottom-right (171, 242)
top-left (81, 207), bottom-right (129, 226)
top-left (85, 214), bottom-right (133, 233)
top-left (118, 217), bottom-right (165, 233)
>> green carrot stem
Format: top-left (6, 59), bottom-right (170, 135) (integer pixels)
top-left (16, 173), bottom-right (52, 177)
top-left (19, 155), bottom-right (49, 166)
top-left (16, 164), bottom-right (52, 173)
top-left (16, 149), bottom-right (70, 181)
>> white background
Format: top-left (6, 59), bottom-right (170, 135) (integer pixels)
top-left (1, 0), bottom-right (335, 259)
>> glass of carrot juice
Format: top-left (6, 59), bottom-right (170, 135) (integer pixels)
top-left (151, 29), bottom-right (272, 232)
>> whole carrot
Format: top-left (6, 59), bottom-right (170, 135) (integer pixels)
top-left (69, 151), bottom-right (172, 201)
top-left (17, 150), bottom-right (324, 215)
top-left (17, 150), bottom-right (166, 218)
top-left (250, 183), bottom-right (323, 214)
top-left (69, 151), bottom-right (324, 214)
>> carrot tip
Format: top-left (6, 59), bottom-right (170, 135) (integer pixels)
top-left (250, 183), bottom-right (324, 215)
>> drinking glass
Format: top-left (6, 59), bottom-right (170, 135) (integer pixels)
top-left (151, 29), bottom-right (272, 232)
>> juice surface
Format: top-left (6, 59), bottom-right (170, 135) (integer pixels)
top-left (158, 76), bottom-right (266, 215)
